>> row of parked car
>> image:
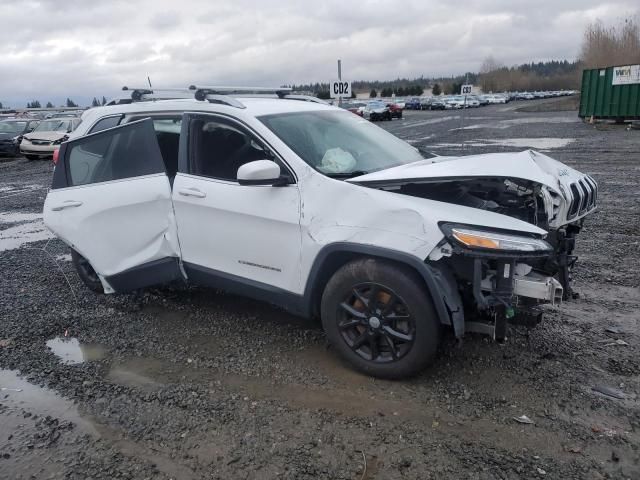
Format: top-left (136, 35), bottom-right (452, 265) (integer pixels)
top-left (404, 90), bottom-right (576, 110)
top-left (0, 114), bottom-right (81, 159)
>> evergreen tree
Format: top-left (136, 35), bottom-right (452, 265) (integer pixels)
top-left (369, 89), bottom-right (377, 98)
top-left (46, 102), bottom-right (54, 108)
top-left (431, 83), bottom-right (441, 96)
top-left (91, 97), bottom-right (100, 107)
top-left (66, 98), bottom-right (78, 108)
top-left (101, 96), bottom-right (107, 106)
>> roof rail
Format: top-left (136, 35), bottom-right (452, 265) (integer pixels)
top-left (118, 85), bottom-right (323, 109)
top-left (188, 85), bottom-right (292, 100)
top-left (122, 86), bottom-right (193, 101)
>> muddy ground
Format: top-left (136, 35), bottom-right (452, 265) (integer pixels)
top-left (0, 99), bottom-right (638, 479)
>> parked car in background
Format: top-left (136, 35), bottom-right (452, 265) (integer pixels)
top-left (386, 103), bottom-right (403, 119)
top-left (340, 102), bottom-right (365, 117)
top-left (515, 92), bottom-right (535, 100)
top-left (487, 94), bottom-right (508, 104)
top-left (477, 95), bottom-right (491, 106)
top-left (0, 119), bottom-right (40, 157)
top-left (363, 101), bottom-right (391, 121)
top-left (465, 96), bottom-right (481, 108)
top-left (428, 97), bottom-right (447, 110)
top-left (20, 117), bottom-right (81, 160)
top-left (405, 98), bottom-right (421, 110)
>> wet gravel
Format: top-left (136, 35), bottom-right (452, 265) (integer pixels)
top-left (0, 100), bottom-right (639, 479)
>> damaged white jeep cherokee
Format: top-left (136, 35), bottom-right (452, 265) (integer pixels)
top-left (43, 86), bottom-right (597, 378)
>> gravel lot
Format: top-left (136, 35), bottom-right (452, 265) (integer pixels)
top-left (1, 99), bottom-right (638, 479)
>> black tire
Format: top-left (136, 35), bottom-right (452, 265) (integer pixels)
top-left (385, 112), bottom-right (392, 121)
top-left (321, 258), bottom-right (440, 379)
top-left (71, 250), bottom-right (104, 293)
top-left (24, 154), bottom-right (38, 161)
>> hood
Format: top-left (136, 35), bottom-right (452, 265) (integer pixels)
top-left (347, 150), bottom-right (586, 194)
top-left (0, 132), bottom-right (17, 141)
top-left (347, 150), bottom-right (597, 229)
top-left (23, 131), bottom-right (67, 142)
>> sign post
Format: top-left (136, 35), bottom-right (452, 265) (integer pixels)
top-left (460, 82), bottom-right (473, 152)
top-left (338, 60), bottom-right (342, 107)
top-left (330, 59), bottom-right (352, 104)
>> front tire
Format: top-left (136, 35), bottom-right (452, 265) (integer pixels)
top-left (24, 154), bottom-right (38, 161)
top-left (321, 259), bottom-right (441, 379)
top-left (71, 250), bottom-right (104, 293)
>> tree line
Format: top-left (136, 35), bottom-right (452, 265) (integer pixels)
top-left (478, 15), bottom-right (639, 93)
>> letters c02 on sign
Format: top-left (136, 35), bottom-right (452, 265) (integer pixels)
top-left (330, 80), bottom-right (351, 98)
top-left (461, 84), bottom-right (473, 95)
top-left (612, 65), bottom-right (640, 85)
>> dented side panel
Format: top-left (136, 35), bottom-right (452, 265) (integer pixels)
top-left (295, 168), bottom-right (547, 294)
top-left (43, 174), bottom-right (181, 278)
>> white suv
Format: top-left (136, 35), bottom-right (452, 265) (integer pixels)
top-left (43, 86), bottom-right (597, 378)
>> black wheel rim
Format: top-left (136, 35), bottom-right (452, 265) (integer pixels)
top-left (337, 283), bottom-right (415, 363)
top-left (77, 255), bottom-right (100, 283)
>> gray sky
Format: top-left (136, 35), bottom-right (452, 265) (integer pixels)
top-left (1, 0), bottom-right (637, 107)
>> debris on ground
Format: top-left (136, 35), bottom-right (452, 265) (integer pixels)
top-left (513, 415), bottom-right (534, 424)
top-left (592, 385), bottom-right (626, 400)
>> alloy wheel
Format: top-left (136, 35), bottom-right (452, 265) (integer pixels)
top-left (337, 283), bottom-right (415, 363)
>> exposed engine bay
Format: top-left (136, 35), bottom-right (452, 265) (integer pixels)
top-left (348, 150), bottom-right (598, 340)
top-left (376, 175), bottom-right (595, 301)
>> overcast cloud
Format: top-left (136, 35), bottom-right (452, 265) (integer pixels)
top-left (0, 0), bottom-right (637, 106)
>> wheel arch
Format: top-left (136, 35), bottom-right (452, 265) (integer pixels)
top-left (302, 243), bottom-right (456, 331)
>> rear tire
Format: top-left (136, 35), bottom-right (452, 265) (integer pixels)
top-left (321, 258), bottom-right (441, 379)
top-left (71, 250), bottom-right (104, 293)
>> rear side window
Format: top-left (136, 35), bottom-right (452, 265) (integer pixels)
top-left (65, 118), bottom-right (165, 187)
top-left (87, 115), bottom-right (122, 134)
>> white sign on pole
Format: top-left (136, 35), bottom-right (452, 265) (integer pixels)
top-left (461, 84), bottom-right (473, 95)
top-left (330, 80), bottom-right (351, 98)
top-left (612, 65), bottom-right (640, 85)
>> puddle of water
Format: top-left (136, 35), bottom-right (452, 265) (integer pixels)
top-left (452, 117), bottom-right (580, 131)
top-left (398, 115), bottom-right (459, 129)
top-left (0, 217), bottom-right (55, 252)
top-left (46, 337), bottom-right (106, 365)
top-left (0, 369), bottom-right (96, 434)
top-left (55, 253), bottom-right (72, 262)
top-left (485, 138), bottom-right (575, 149)
top-left (0, 212), bottom-right (43, 223)
top-left (0, 184), bottom-right (43, 199)
top-left (430, 138), bottom-right (575, 150)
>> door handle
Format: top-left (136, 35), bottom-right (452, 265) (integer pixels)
top-left (51, 200), bottom-right (83, 211)
top-left (178, 188), bottom-right (206, 198)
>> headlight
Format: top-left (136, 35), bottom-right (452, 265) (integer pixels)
top-left (52, 135), bottom-right (68, 145)
top-left (440, 224), bottom-right (552, 253)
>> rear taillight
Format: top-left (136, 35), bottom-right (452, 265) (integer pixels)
top-left (52, 148), bottom-right (60, 165)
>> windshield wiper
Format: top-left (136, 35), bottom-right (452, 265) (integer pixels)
top-left (324, 170), bottom-right (369, 179)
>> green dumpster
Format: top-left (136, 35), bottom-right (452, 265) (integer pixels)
top-left (579, 65), bottom-right (640, 120)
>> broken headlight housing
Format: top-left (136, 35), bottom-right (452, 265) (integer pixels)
top-left (440, 223), bottom-right (552, 254)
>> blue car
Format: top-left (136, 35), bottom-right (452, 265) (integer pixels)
top-left (405, 98), bottom-right (422, 110)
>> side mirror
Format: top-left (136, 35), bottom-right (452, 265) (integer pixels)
top-left (237, 160), bottom-right (285, 186)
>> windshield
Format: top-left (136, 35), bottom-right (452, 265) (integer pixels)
top-left (33, 119), bottom-right (71, 133)
top-left (259, 110), bottom-right (423, 176)
top-left (0, 121), bottom-right (27, 134)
